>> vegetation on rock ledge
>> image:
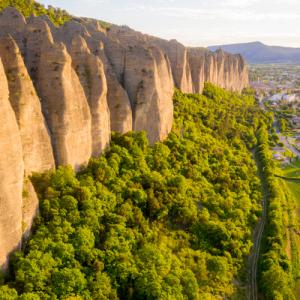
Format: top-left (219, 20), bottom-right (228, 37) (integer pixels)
top-left (0, 0), bottom-right (71, 26)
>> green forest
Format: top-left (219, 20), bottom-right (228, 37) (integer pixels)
top-left (0, 84), bottom-right (291, 299)
top-left (0, 1), bottom-right (298, 299)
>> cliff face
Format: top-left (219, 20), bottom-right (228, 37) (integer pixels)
top-left (0, 7), bottom-right (249, 269)
top-left (0, 36), bottom-right (55, 174)
top-left (70, 36), bottom-right (110, 157)
top-left (0, 58), bottom-right (24, 269)
top-left (107, 26), bottom-right (249, 94)
top-left (38, 35), bottom-right (92, 169)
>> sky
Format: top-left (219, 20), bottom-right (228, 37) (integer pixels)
top-left (39, 0), bottom-right (300, 48)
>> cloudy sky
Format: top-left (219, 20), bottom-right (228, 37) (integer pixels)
top-left (39, 0), bottom-right (300, 47)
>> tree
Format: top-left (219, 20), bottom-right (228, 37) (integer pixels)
top-left (51, 268), bottom-right (87, 298)
top-left (0, 285), bottom-right (18, 300)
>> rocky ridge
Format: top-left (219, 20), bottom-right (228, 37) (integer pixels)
top-left (0, 7), bottom-right (249, 269)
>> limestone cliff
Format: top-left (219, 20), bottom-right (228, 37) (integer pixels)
top-left (104, 40), bottom-right (174, 143)
top-left (0, 7), bottom-right (249, 269)
top-left (148, 38), bottom-right (194, 93)
top-left (0, 36), bottom-right (55, 242)
top-left (38, 35), bottom-right (92, 169)
top-left (0, 58), bottom-right (24, 270)
top-left (70, 36), bottom-right (110, 157)
top-left (130, 45), bottom-right (174, 143)
top-left (107, 26), bottom-right (249, 94)
top-left (0, 35), bottom-right (55, 174)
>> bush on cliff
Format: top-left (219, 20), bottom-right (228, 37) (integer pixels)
top-left (0, 0), bottom-right (71, 25)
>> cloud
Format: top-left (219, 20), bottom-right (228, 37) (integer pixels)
top-left (39, 0), bottom-right (300, 47)
top-left (123, 3), bottom-right (300, 22)
top-left (220, 0), bottom-right (260, 8)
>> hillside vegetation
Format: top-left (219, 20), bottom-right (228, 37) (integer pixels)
top-left (0, 0), bottom-right (71, 25)
top-left (0, 84), bottom-right (273, 299)
top-left (256, 126), bottom-right (296, 299)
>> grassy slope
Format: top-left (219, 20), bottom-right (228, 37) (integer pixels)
top-left (281, 162), bottom-right (300, 298)
top-left (282, 161), bottom-right (300, 216)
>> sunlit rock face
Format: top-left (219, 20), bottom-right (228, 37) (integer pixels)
top-left (38, 33), bottom-right (92, 169)
top-left (0, 35), bottom-right (55, 174)
top-left (0, 58), bottom-right (24, 270)
top-left (0, 7), bottom-right (249, 269)
top-left (107, 26), bottom-right (249, 94)
top-left (70, 36), bottom-right (110, 157)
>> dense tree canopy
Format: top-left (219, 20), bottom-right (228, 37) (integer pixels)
top-left (0, 84), bottom-right (288, 299)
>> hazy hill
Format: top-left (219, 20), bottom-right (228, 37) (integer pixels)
top-left (209, 41), bottom-right (300, 64)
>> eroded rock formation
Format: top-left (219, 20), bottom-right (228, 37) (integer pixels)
top-left (0, 58), bottom-right (24, 270)
top-left (38, 37), bottom-right (92, 168)
top-left (70, 36), bottom-right (110, 157)
top-left (107, 26), bottom-right (249, 94)
top-left (0, 35), bottom-right (55, 174)
top-left (0, 7), bottom-right (249, 268)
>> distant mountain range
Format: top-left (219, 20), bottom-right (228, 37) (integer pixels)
top-left (208, 42), bottom-right (300, 64)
